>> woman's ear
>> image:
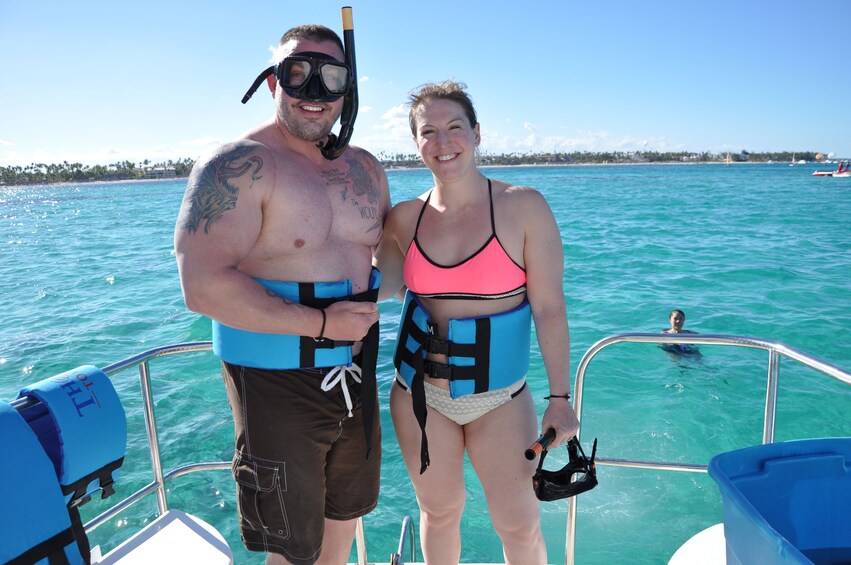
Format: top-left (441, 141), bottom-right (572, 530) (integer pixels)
top-left (474, 123), bottom-right (481, 146)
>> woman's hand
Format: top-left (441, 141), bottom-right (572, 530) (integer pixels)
top-left (541, 397), bottom-right (580, 448)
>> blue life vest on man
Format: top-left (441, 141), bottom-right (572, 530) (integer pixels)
top-left (213, 269), bottom-right (382, 370)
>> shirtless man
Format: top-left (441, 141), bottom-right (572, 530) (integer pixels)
top-left (174, 23), bottom-right (390, 565)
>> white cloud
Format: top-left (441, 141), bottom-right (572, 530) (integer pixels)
top-left (353, 104), bottom-right (415, 156)
top-left (0, 139), bottom-right (14, 147)
top-left (0, 144), bottom-right (206, 167)
top-left (478, 128), bottom-right (679, 155)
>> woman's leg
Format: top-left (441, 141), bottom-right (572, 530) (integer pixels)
top-left (390, 383), bottom-right (467, 565)
top-left (466, 386), bottom-right (546, 565)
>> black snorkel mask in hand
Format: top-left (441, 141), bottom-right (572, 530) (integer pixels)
top-left (533, 436), bottom-right (598, 501)
top-left (241, 6), bottom-right (359, 161)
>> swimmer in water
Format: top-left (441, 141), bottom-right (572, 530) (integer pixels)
top-left (660, 309), bottom-right (700, 354)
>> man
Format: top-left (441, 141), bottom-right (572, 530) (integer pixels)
top-left (174, 23), bottom-right (390, 565)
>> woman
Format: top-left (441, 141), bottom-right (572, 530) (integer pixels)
top-left (375, 80), bottom-right (579, 565)
top-left (660, 309), bottom-right (700, 354)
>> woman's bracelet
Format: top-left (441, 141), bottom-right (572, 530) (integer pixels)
top-left (315, 309), bottom-right (327, 341)
top-left (545, 393), bottom-right (571, 400)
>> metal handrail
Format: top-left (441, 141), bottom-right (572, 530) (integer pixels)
top-left (85, 342), bottom-right (228, 532)
top-left (390, 515), bottom-right (417, 564)
top-left (564, 333), bottom-right (851, 565)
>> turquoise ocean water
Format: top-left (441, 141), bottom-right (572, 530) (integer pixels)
top-left (2, 164), bottom-right (850, 564)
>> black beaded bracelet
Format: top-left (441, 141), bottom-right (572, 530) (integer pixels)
top-left (315, 309), bottom-right (327, 341)
top-left (545, 393), bottom-right (571, 400)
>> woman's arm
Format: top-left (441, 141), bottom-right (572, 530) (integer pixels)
top-left (520, 188), bottom-right (580, 447)
top-left (374, 201), bottom-right (414, 302)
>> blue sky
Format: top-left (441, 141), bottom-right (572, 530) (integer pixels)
top-left (1, 0), bottom-right (849, 167)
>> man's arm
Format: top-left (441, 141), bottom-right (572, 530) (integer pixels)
top-left (174, 141), bottom-right (326, 336)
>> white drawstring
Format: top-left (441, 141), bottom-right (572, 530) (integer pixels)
top-left (320, 363), bottom-right (362, 417)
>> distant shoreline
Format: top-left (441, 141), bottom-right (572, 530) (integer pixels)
top-left (0, 158), bottom-right (826, 188)
top-left (388, 160), bottom-right (795, 170)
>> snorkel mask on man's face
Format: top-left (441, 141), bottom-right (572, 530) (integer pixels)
top-left (241, 7), bottom-right (359, 161)
top-left (243, 52), bottom-right (351, 104)
top-left (278, 52), bottom-right (350, 102)
top-left (533, 436), bottom-right (598, 501)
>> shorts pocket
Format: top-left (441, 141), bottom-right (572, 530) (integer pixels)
top-left (232, 451), bottom-right (291, 540)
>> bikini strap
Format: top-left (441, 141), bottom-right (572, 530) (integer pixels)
top-left (413, 190), bottom-right (432, 239)
top-left (486, 178), bottom-right (496, 236)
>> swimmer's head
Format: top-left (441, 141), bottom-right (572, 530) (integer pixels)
top-left (669, 309), bottom-right (685, 331)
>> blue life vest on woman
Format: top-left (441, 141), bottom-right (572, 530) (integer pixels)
top-left (393, 290), bottom-right (531, 472)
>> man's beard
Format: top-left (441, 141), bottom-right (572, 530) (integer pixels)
top-left (278, 103), bottom-right (341, 143)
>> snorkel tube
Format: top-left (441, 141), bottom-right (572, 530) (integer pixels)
top-left (240, 6), bottom-right (358, 161)
top-left (319, 6), bottom-right (358, 160)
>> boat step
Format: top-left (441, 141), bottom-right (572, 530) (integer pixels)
top-left (92, 509), bottom-right (233, 564)
top-left (668, 523), bottom-right (725, 564)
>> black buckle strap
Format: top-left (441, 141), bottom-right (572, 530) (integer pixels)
top-left (62, 457), bottom-right (124, 508)
top-left (422, 360), bottom-right (477, 381)
top-left (351, 286), bottom-right (380, 459)
top-left (423, 335), bottom-right (477, 357)
top-left (310, 337), bottom-right (354, 349)
top-left (297, 283), bottom-right (375, 369)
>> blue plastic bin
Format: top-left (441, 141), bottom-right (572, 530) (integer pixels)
top-left (708, 438), bottom-right (851, 564)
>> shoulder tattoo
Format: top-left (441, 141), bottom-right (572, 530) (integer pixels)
top-left (182, 145), bottom-right (263, 234)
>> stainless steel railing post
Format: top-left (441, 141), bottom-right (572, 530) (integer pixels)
top-left (138, 359), bottom-right (168, 514)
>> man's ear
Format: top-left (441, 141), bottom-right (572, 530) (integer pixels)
top-left (266, 74), bottom-right (277, 97)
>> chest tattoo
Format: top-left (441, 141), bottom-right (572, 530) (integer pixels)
top-left (321, 157), bottom-right (382, 233)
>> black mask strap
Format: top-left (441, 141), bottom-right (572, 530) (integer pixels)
top-left (241, 66), bottom-right (275, 105)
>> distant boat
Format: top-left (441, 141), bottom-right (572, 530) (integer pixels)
top-left (725, 153), bottom-right (732, 166)
top-left (812, 160), bottom-right (850, 177)
top-left (790, 153), bottom-right (796, 166)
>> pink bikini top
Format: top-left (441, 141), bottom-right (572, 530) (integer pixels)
top-left (404, 179), bottom-right (527, 300)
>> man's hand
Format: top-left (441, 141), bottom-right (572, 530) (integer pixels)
top-left (322, 301), bottom-right (379, 342)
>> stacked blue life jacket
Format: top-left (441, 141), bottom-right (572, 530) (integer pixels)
top-left (0, 365), bottom-right (127, 565)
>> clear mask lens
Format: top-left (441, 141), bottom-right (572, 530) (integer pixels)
top-left (280, 56), bottom-right (349, 95)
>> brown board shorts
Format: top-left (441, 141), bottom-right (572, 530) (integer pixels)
top-left (222, 359), bottom-right (381, 565)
